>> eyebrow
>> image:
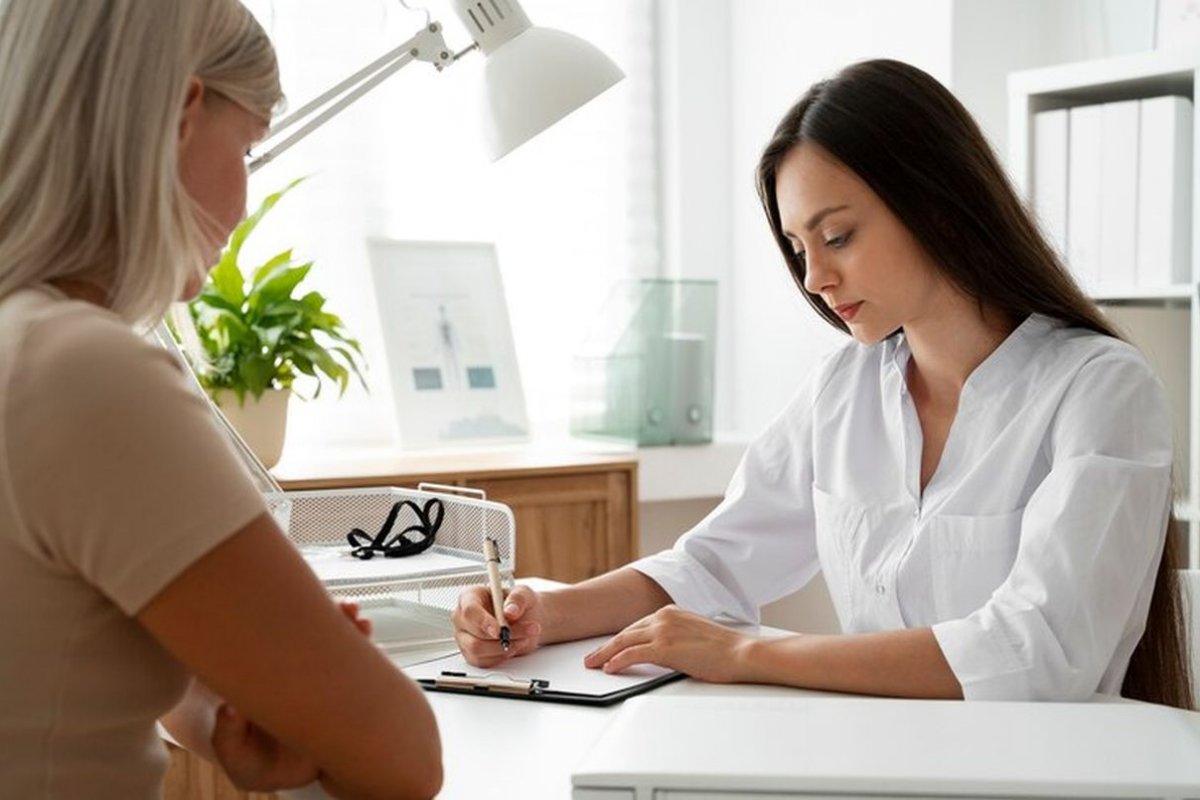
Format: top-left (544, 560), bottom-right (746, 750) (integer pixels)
top-left (781, 204), bottom-right (851, 243)
top-left (803, 204), bottom-right (849, 232)
top-left (782, 203), bottom-right (849, 241)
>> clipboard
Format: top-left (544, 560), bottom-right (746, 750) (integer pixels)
top-left (401, 635), bottom-right (685, 706)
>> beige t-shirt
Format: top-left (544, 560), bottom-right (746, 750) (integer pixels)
top-left (0, 285), bottom-right (268, 798)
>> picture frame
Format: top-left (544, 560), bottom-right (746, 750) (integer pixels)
top-left (367, 239), bottom-right (530, 449)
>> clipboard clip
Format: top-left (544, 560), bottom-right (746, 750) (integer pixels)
top-left (430, 670), bottom-right (551, 696)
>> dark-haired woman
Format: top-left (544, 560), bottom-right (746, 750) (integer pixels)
top-left (451, 59), bottom-right (1193, 708)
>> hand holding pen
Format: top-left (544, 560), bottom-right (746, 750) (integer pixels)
top-left (451, 570), bottom-right (547, 668)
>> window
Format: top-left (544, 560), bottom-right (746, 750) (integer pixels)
top-left (242, 0), bottom-right (660, 449)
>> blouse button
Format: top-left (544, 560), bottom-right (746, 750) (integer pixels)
top-left (875, 584), bottom-right (887, 596)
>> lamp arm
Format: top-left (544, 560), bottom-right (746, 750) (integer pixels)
top-left (248, 23), bottom-right (459, 174)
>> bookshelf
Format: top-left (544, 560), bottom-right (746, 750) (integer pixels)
top-left (1009, 49), bottom-right (1199, 568)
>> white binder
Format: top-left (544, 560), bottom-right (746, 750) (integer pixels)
top-left (1067, 104), bottom-right (1103, 291)
top-left (1098, 100), bottom-right (1140, 290)
top-left (1033, 108), bottom-right (1069, 262)
top-left (1136, 95), bottom-right (1193, 287)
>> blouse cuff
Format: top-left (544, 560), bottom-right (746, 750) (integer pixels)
top-left (932, 616), bottom-right (1034, 701)
top-left (630, 550), bottom-right (760, 624)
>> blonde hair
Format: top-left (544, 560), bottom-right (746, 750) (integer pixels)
top-left (0, 0), bottom-right (282, 324)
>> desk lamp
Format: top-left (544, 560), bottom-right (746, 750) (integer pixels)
top-left (251, 0), bottom-right (625, 167)
top-left (159, 0), bottom-right (625, 496)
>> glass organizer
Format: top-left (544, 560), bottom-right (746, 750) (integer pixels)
top-left (570, 278), bottom-right (717, 446)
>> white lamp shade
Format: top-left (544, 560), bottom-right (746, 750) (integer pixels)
top-left (480, 25), bottom-right (624, 160)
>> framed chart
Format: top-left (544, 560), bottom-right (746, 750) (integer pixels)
top-left (367, 239), bottom-right (529, 449)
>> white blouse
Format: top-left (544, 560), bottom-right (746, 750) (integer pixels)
top-left (632, 314), bottom-right (1173, 701)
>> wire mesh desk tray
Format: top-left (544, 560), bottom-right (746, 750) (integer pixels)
top-left (265, 483), bottom-right (515, 654)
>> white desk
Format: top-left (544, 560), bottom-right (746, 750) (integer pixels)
top-left (386, 580), bottom-right (812, 800)
top-left (281, 581), bottom-right (1200, 800)
top-left (573, 694), bottom-right (1200, 799)
top-left (285, 637), bottom-right (818, 799)
top-left (413, 679), bottom-right (1200, 800)
top-left (414, 676), bottom-right (819, 799)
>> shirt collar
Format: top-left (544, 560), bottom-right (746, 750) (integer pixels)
top-left (886, 313), bottom-right (1059, 400)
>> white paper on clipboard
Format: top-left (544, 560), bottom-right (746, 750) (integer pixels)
top-left (403, 635), bottom-right (679, 701)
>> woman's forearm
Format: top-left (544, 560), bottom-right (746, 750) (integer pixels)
top-left (540, 567), bottom-right (672, 644)
top-left (738, 627), bottom-right (963, 699)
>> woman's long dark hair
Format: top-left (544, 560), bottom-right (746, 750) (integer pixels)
top-left (755, 58), bottom-right (1192, 709)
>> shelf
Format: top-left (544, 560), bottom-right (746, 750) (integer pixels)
top-left (1009, 48), bottom-right (1197, 107)
top-left (272, 443), bottom-right (638, 488)
top-left (1090, 284), bottom-right (1195, 302)
top-left (1011, 50), bottom-right (1200, 570)
top-left (273, 439), bottom-right (748, 504)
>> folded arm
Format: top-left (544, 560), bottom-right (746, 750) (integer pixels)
top-left (140, 512), bottom-right (442, 800)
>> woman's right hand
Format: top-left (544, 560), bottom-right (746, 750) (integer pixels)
top-left (451, 584), bottom-right (546, 667)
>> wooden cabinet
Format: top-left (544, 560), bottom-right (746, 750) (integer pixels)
top-left (473, 468), bottom-right (634, 582)
top-left (163, 449), bottom-right (639, 800)
top-left (273, 449), bottom-right (640, 582)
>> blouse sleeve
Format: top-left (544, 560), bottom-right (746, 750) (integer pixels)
top-left (630, 372), bottom-right (823, 623)
top-left (932, 347), bottom-right (1174, 700)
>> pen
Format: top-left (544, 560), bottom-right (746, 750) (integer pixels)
top-left (483, 536), bottom-right (510, 651)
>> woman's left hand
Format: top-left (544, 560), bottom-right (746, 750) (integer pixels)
top-left (210, 703), bottom-right (320, 791)
top-left (209, 601), bottom-right (370, 791)
top-left (582, 605), bottom-right (753, 683)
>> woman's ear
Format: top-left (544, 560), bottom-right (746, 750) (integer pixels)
top-left (178, 77), bottom-right (205, 146)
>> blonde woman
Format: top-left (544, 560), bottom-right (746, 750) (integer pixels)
top-left (0, 2), bottom-right (441, 798)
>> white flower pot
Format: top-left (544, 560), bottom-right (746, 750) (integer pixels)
top-left (212, 388), bottom-right (290, 469)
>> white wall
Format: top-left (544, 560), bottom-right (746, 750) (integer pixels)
top-left (657, 0), bottom-right (736, 431)
top-left (950, 0), bottom-right (1158, 178)
top-left (698, 0), bottom-right (1157, 440)
top-left (723, 0), bottom-right (953, 438)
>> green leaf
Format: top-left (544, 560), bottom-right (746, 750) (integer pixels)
top-left (237, 355), bottom-right (275, 398)
top-left (194, 305), bottom-right (249, 337)
top-left (224, 177), bottom-right (305, 266)
top-left (257, 324), bottom-right (289, 354)
top-left (252, 249), bottom-right (295, 285)
top-left (208, 252), bottom-right (246, 307)
top-left (332, 345), bottom-right (369, 391)
top-left (291, 353), bottom-right (317, 378)
top-left (258, 300), bottom-right (305, 328)
top-left (299, 291), bottom-right (325, 312)
top-left (249, 263), bottom-right (311, 312)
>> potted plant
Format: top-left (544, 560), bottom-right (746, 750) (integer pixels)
top-left (181, 178), bottom-right (366, 467)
